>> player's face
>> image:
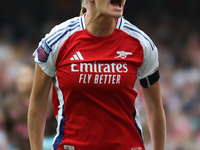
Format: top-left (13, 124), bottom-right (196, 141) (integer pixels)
top-left (94, 0), bottom-right (126, 18)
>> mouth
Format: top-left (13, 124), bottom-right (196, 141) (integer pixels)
top-left (110, 0), bottom-right (122, 8)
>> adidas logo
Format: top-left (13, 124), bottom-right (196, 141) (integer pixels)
top-left (70, 51), bottom-right (84, 60)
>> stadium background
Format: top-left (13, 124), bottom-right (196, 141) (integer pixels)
top-left (0, 0), bottom-right (200, 149)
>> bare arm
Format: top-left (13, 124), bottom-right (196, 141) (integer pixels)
top-left (28, 63), bottom-right (53, 150)
top-left (142, 79), bottom-right (166, 150)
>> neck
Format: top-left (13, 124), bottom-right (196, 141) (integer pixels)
top-left (84, 11), bottom-right (117, 37)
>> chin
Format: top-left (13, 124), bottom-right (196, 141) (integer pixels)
top-left (111, 12), bottom-right (123, 18)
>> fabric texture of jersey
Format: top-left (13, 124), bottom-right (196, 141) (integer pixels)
top-left (33, 15), bottom-right (159, 150)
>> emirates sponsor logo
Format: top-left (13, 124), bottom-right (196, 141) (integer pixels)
top-left (70, 51), bottom-right (129, 85)
top-left (71, 62), bottom-right (128, 73)
top-left (79, 74), bottom-right (121, 84)
top-left (71, 62), bottom-right (128, 85)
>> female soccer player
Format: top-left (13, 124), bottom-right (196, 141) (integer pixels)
top-left (28, 0), bottom-right (166, 150)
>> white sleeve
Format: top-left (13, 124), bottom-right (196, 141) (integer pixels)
top-left (33, 25), bottom-right (60, 77)
top-left (121, 18), bottom-right (159, 87)
top-left (33, 17), bottom-right (81, 77)
top-left (137, 45), bottom-right (159, 80)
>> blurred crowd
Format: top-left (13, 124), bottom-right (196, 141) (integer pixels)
top-left (0, 0), bottom-right (200, 150)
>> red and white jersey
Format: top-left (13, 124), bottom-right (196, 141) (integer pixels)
top-left (33, 15), bottom-right (159, 150)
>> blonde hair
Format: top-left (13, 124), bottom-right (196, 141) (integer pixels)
top-left (81, 0), bottom-right (87, 9)
top-left (80, 0), bottom-right (87, 16)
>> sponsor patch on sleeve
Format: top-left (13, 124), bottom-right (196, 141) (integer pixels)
top-left (64, 145), bottom-right (75, 150)
top-left (37, 42), bottom-right (52, 62)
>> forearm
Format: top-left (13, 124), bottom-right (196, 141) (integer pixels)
top-left (28, 63), bottom-right (53, 150)
top-left (28, 98), bottom-right (48, 150)
top-left (142, 80), bottom-right (166, 150)
top-left (146, 105), bottom-right (166, 150)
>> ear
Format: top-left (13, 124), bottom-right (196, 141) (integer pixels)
top-left (82, 7), bottom-right (87, 14)
top-left (80, 7), bottom-right (87, 16)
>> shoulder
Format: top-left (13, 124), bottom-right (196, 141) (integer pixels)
top-left (33, 16), bottom-right (83, 77)
top-left (38, 16), bottom-right (82, 57)
top-left (118, 18), bottom-right (159, 81)
top-left (44, 16), bottom-right (81, 47)
top-left (120, 18), bottom-right (156, 51)
top-left (53, 16), bottom-right (81, 32)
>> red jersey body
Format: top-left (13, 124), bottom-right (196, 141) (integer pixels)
top-left (33, 15), bottom-right (159, 150)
